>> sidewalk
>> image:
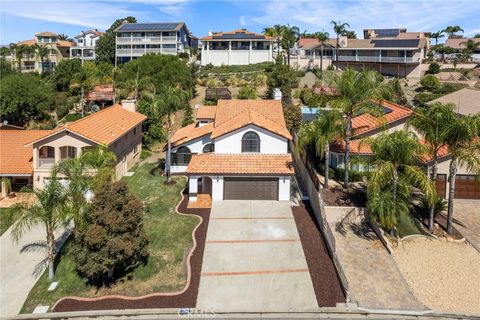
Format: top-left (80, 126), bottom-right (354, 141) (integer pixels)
top-left (0, 224), bottom-right (69, 317)
top-left (324, 206), bottom-right (425, 310)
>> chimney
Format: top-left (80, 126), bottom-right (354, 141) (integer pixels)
top-left (339, 35), bottom-right (348, 48)
top-left (121, 99), bottom-right (137, 112)
top-left (208, 30), bottom-right (213, 36)
top-left (273, 88), bottom-right (282, 101)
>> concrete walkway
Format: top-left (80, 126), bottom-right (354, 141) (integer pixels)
top-left (197, 201), bottom-right (318, 312)
top-left (0, 223), bottom-right (69, 317)
top-left (453, 200), bottom-right (480, 252)
top-left (324, 206), bottom-right (425, 311)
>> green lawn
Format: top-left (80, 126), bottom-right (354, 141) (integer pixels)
top-left (0, 207), bottom-right (15, 236)
top-left (21, 163), bottom-right (199, 313)
top-left (397, 213), bottom-right (425, 238)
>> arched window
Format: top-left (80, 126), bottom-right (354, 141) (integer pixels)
top-left (172, 146), bottom-right (192, 165)
top-left (60, 146), bottom-right (77, 159)
top-left (202, 143), bottom-right (215, 153)
top-left (241, 131), bottom-right (260, 153)
top-left (39, 146), bottom-right (55, 159)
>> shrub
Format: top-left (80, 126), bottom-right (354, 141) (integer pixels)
top-left (284, 104), bottom-right (302, 132)
top-left (237, 86), bottom-right (257, 99)
top-left (178, 52), bottom-right (189, 60)
top-left (426, 62), bottom-right (440, 75)
top-left (72, 181), bottom-right (148, 284)
top-left (420, 74), bottom-right (441, 92)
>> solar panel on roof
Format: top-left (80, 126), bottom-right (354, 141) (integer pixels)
top-left (372, 39), bottom-right (420, 48)
top-left (374, 29), bottom-right (400, 37)
top-left (117, 23), bottom-right (180, 31)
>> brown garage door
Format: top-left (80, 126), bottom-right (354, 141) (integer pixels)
top-left (455, 174), bottom-right (480, 199)
top-left (435, 174), bottom-right (447, 198)
top-left (224, 177), bottom-right (278, 200)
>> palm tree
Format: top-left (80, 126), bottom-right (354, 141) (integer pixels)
top-left (314, 31), bottom-right (330, 74)
top-left (263, 24), bottom-right (285, 55)
top-left (443, 115), bottom-right (480, 234)
top-left (298, 110), bottom-right (343, 189)
top-left (115, 66), bottom-right (155, 101)
top-left (11, 44), bottom-right (28, 71)
top-left (280, 24), bottom-right (300, 66)
top-left (460, 39), bottom-right (480, 61)
top-left (407, 103), bottom-right (456, 230)
top-left (70, 68), bottom-right (91, 117)
top-left (0, 47), bottom-right (11, 58)
top-left (443, 25), bottom-right (464, 38)
top-left (150, 86), bottom-right (186, 182)
top-left (327, 69), bottom-right (391, 187)
top-left (10, 174), bottom-right (68, 279)
top-left (58, 33), bottom-right (69, 41)
top-left (366, 131), bottom-right (436, 236)
top-left (33, 44), bottom-right (50, 75)
top-left (330, 20), bottom-right (350, 70)
top-left (430, 31), bottom-right (444, 46)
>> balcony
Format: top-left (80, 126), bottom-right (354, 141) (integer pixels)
top-left (38, 158), bottom-right (55, 168)
top-left (337, 55), bottom-right (419, 63)
top-left (117, 36), bottom-right (177, 44)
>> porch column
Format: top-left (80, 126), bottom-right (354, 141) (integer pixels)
top-left (189, 176), bottom-right (199, 201)
top-left (249, 41), bottom-right (252, 64)
top-left (54, 146), bottom-right (61, 165)
top-left (404, 50), bottom-right (407, 63)
top-left (228, 41), bottom-right (231, 65)
top-left (1, 178), bottom-right (8, 198)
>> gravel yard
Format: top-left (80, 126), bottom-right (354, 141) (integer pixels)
top-left (394, 237), bottom-right (480, 315)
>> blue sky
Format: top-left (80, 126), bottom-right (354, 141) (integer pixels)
top-left (1, 0), bottom-right (479, 44)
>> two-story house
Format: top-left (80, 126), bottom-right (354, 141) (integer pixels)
top-left (7, 31), bottom-right (74, 73)
top-left (169, 100), bottom-right (294, 203)
top-left (294, 28), bottom-right (430, 78)
top-left (322, 99), bottom-right (479, 199)
top-left (70, 29), bottom-right (104, 62)
top-left (0, 100), bottom-right (145, 196)
top-left (113, 22), bottom-right (198, 65)
top-left (200, 29), bottom-right (275, 66)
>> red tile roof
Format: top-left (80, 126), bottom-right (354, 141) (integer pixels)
top-left (0, 130), bottom-right (53, 175)
top-left (196, 106), bottom-right (217, 119)
top-left (86, 84), bottom-right (114, 102)
top-left (28, 105), bottom-right (146, 146)
top-left (201, 29), bottom-right (273, 41)
top-left (186, 153), bottom-right (294, 175)
top-left (171, 123), bottom-right (214, 147)
top-left (352, 100), bottom-right (412, 137)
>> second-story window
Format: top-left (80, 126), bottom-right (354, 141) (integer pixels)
top-left (241, 131), bottom-right (260, 153)
top-left (202, 143), bottom-right (215, 153)
top-left (60, 146), bottom-right (77, 159)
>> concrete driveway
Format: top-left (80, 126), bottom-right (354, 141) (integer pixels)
top-left (196, 201), bottom-right (318, 312)
top-left (453, 200), bottom-right (480, 252)
top-left (0, 224), bottom-right (69, 317)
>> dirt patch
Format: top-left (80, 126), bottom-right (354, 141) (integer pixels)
top-left (320, 187), bottom-right (367, 207)
top-left (52, 192), bottom-right (210, 312)
top-left (292, 201), bottom-right (346, 307)
top-left (394, 237), bottom-right (480, 315)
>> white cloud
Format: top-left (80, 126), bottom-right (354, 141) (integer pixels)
top-left (251, 0), bottom-right (480, 37)
top-left (240, 16), bottom-right (246, 27)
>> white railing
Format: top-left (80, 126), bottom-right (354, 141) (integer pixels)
top-left (116, 37), bottom-right (132, 43)
top-left (337, 55), bottom-right (420, 63)
top-left (38, 158), bottom-right (55, 167)
top-left (145, 48), bottom-right (161, 53)
top-left (162, 36), bottom-right (176, 42)
top-left (116, 49), bottom-right (131, 55)
top-left (132, 49), bottom-right (145, 55)
top-left (162, 48), bottom-right (177, 54)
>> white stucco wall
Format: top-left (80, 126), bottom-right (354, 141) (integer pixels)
top-left (170, 135), bottom-right (212, 173)
top-left (211, 176), bottom-right (224, 200)
top-left (201, 50), bottom-right (273, 66)
top-left (215, 125), bottom-right (288, 154)
top-left (278, 176), bottom-right (291, 201)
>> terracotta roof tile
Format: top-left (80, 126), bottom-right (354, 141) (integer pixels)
top-left (352, 100), bottom-right (412, 136)
top-left (35, 31), bottom-right (58, 37)
top-left (171, 123), bottom-right (214, 147)
top-left (196, 106), bottom-right (217, 119)
top-left (211, 100), bottom-right (292, 140)
top-left (186, 153), bottom-right (294, 175)
top-left (0, 130), bottom-right (53, 175)
top-left (445, 37), bottom-right (480, 50)
top-left (86, 84), bottom-right (114, 101)
top-left (29, 105), bottom-right (146, 146)
top-left (330, 139), bottom-right (372, 155)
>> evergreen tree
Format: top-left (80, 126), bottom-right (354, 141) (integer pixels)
top-left (182, 104), bottom-right (194, 127)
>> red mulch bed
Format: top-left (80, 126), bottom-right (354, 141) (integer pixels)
top-left (292, 200), bottom-right (345, 307)
top-left (320, 187), bottom-right (367, 207)
top-left (53, 193), bottom-right (210, 312)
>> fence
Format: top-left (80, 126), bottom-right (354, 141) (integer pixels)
top-left (289, 139), bottom-right (350, 298)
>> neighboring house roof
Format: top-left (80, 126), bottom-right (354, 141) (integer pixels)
top-left (56, 40), bottom-right (75, 47)
top-left (341, 38), bottom-right (426, 49)
top-left (435, 71), bottom-right (468, 82)
top-left (330, 139), bottom-right (372, 155)
top-left (211, 100), bottom-right (291, 139)
top-left (28, 105), bottom-right (147, 146)
top-left (15, 39), bottom-right (74, 47)
top-left (114, 22), bottom-right (186, 33)
top-left (445, 37), bottom-right (480, 50)
top-left (171, 123), bottom-right (214, 147)
top-left (298, 38), bottom-right (336, 49)
top-left (0, 130), bottom-right (52, 175)
top-left (428, 87), bottom-right (480, 115)
top-left (352, 100), bottom-right (412, 137)
top-left (186, 153), bottom-right (294, 175)
top-left (196, 106), bottom-right (217, 120)
top-left (75, 29), bottom-right (104, 39)
top-left (86, 84), bottom-right (114, 102)
top-left (201, 29), bottom-right (274, 41)
top-left (16, 39), bottom-right (36, 46)
top-left (35, 31), bottom-right (58, 37)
